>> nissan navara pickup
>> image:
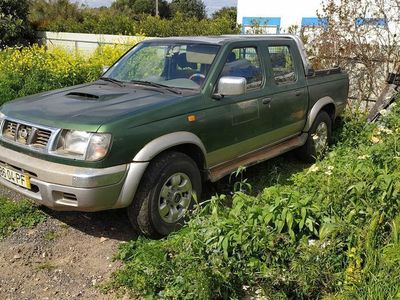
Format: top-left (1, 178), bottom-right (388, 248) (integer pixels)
top-left (0, 35), bottom-right (349, 238)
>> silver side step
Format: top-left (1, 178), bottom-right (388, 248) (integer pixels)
top-left (209, 133), bottom-right (308, 182)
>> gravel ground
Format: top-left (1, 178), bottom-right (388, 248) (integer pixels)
top-left (0, 186), bottom-right (137, 300)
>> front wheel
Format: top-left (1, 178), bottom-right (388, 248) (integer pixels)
top-left (297, 111), bottom-right (332, 163)
top-left (127, 151), bottom-right (202, 238)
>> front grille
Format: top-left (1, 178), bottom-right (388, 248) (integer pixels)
top-left (31, 129), bottom-right (52, 148)
top-left (3, 121), bottom-right (17, 139)
top-left (1, 120), bottom-right (52, 149)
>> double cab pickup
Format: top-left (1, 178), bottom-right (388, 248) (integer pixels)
top-left (0, 35), bottom-right (349, 237)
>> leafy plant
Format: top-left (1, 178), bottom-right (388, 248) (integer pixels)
top-left (0, 198), bottom-right (46, 239)
top-left (0, 0), bottom-right (34, 48)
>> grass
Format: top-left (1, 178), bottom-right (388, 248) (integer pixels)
top-left (0, 198), bottom-right (46, 240)
top-left (35, 262), bottom-right (56, 271)
top-left (43, 230), bottom-right (59, 241)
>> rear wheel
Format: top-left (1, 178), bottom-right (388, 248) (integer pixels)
top-left (127, 151), bottom-right (202, 238)
top-left (297, 111), bottom-right (332, 163)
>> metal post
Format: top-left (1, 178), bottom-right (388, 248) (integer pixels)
top-left (155, 0), bottom-right (159, 16)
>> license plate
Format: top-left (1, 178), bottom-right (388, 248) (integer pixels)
top-left (0, 165), bottom-right (31, 190)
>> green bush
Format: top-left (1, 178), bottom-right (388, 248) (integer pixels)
top-left (0, 0), bottom-right (34, 48)
top-left (103, 104), bottom-right (400, 299)
top-left (0, 44), bottom-right (132, 106)
top-left (30, 5), bottom-right (240, 36)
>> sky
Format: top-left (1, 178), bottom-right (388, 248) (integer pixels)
top-left (76, 0), bottom-right (238, 15)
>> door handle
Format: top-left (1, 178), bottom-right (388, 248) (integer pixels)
top-left (262, 98), bottom-right (272, 105)
top-left (294, 91), bottom-right (302, 97)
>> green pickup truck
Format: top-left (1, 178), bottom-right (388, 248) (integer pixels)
top-left (0, 35), bottom-right (349, 237)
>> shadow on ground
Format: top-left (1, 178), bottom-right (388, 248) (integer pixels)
top-left (41, 151), bottom-right (309, 240)
top-left (1, 150), bottom-right (309, 241)
top-left (205, 151), bottom-right (310, 198)
top-left (41, 207), bottom-right (138, 241)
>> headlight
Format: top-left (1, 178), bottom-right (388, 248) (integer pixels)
top-left (55, 130), bottom-right (112, 161)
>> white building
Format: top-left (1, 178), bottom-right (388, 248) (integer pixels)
top-left (236, 0), bottom-right (326, 33)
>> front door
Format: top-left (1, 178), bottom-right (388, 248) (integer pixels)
top-left (202, 44), bottom-right (270, 167)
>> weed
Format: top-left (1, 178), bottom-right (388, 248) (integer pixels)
top-left (43, 230), bottom-right (59, 241)
top-left (0, 198), bottom-right (46, 240)
top-left (35, 262), bottom-right (55, 271)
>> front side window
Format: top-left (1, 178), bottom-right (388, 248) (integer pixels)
top-left (104, 42), bottom-right (220, 90)
top-left (220, 47), bottom-right (263, 89)
top-left (268, 46), bottom-right (297, 84)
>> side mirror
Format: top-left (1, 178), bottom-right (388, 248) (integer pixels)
top-left (214, 76), bottom-right (247, 99)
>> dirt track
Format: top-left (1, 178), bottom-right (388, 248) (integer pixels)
top-left (0, 187), bottom-right (137, 300)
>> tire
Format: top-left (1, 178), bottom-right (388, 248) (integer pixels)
top-left (127, 151), bottom-right (202, 239)
top-left (297, 111), bottom-right (332, 163)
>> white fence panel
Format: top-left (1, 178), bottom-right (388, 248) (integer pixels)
top-left (37, 31), bottom-right (147, 53)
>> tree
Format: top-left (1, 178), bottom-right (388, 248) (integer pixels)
top-left (310, 0), bottom-right (400, 103)
top-left (212, 6), bottom-right (237, 30)
top-left (170, 0), bottom-right (206, 20)
top-left (111, 0), bottom-right (136, 12)
top-left (112, 0), bottom-right (170, 18)
top-left (29, 0), bottom-right (83, 30)
top-left (0, 0), bottom-right (34, 48)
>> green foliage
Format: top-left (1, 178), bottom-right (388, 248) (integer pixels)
top-left (112, 0), bottom-right (170, 17)
top-left (0, 44), bottom-right (131, 106)
top-left (170, 0), bottom-right (206, 19)
top-left (29, 0), bottom-right (237, 36)
top-left (0, 0), bottom-right (34, 48)
top-left (0, 198), bottom-right (46, 239)
top-left (29, 0), bottom-right (82, 30)
top-left (132, 0), bottom-right (154, 15)
top-left (104, 103), bottom-right (400, 299)
top-left (136, 13), bottom-right (240, 37)
top-left (212, 6), bottom-right (238, 30)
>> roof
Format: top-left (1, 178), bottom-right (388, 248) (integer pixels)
top-left (143, 34), bottom-right (311, 73)
top-left (144, 34), bottom-right (301, 45)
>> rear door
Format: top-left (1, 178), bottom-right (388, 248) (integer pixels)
top-left (259, 40), bottom-right (309, 143)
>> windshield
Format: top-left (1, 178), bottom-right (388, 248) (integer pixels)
top-left (103, 42), bottom-right (220, 90)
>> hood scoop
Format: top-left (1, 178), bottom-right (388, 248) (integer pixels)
top-left (65, 89), bottom-right (128, 101)
top-left (66, 92), bottom-right (100, 99)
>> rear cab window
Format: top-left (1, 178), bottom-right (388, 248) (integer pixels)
top-left (267, 45), bottom-right (297, 84)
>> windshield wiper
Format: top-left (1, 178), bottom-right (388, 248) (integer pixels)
top-left (99, 77), bottom-right (124, 87)
top-left (129, 80), bottom-right (182, 95)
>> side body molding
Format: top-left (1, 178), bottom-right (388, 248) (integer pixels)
top-left (133, 131), bottom-right (207, 162)
top-left (304, 96), bottom-right (336, 131)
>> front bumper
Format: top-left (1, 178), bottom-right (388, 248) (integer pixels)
top-left (0, 144), bottom-right (148, 211)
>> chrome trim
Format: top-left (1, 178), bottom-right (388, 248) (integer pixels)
top-left (0, 115), bottom-right (61, 154)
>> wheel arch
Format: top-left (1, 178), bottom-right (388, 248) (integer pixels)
top-left (115, 132), bottom-right (208, 209)
top-left (133, 131), bottom-right (208, 176)
top-left (304, 96), bottom-right (336, 132)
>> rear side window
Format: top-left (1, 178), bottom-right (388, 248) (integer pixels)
top-left (268, 46), bottom-right (297, 84)
top-left (221, 47), bottom-right (263, 89)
